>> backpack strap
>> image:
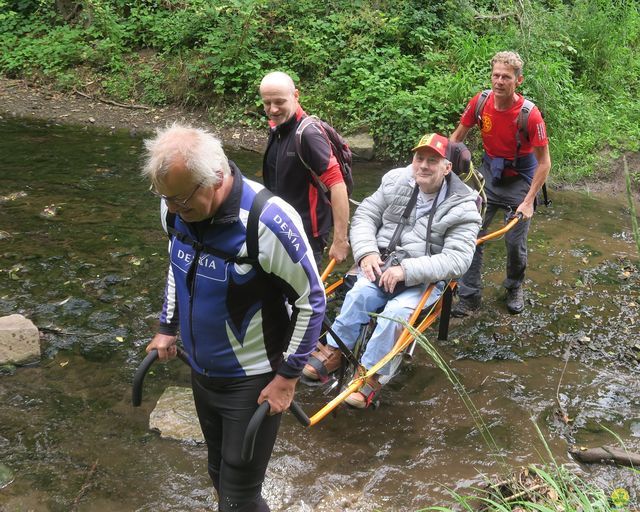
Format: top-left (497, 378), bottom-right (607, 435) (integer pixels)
top-left (245, 187), bottom-right (273, 263)
top-left (163, 187), bottom-right (274, 267)
top-left (514, 98), bottom-right (535, 167)
top-left (474, 89), bottom-right (492, 130)
top-left (517, 98), bottom-right (535, 142)
top-left (295, 116), bottom-right (331, 195)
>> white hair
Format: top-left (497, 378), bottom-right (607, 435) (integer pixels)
top-left (141, 123), bottom-right (230, 189)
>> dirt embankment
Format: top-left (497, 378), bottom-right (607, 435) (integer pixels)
top-left (0, 77), bottom-right (266, 153)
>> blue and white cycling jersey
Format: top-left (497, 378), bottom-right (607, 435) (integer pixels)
top-left (158, 166), bottom-right (325, 378)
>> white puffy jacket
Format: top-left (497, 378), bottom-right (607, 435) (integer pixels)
top-left (350, 164), bottom-right (482, 287)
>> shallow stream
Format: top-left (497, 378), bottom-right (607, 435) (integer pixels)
top-left (0, 118), bottom-right (638, 511)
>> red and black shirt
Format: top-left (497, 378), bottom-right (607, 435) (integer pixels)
top-left (262, 106), bottom-right (343, 239)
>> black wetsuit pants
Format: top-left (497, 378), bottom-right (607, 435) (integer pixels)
top-left (191, 371), bottom-right (281, 512)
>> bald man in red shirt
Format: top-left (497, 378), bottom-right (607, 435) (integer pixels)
top-left (450, 51), bottom-right (551, 315)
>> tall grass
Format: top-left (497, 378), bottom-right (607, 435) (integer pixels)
top-left (406, 325), bottom-right (633, 511)
top-left (401, 315), bottom-right (504, 464)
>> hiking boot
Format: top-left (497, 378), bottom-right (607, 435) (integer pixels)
top-left (302, 343), bottom-right (343, 381)
top-left (506, 286), bottom-right (524, 314)
top-left (451, 295), bottom-right (481, 318)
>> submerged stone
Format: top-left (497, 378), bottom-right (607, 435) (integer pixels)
top-left (0, 463), bottom-right (14, 489)
top-left (149, 386), bottom-right (204, 443)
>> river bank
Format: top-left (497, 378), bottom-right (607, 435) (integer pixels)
top-left (0, 77), bottom-right (266, 153)
top-left (1, 76), bottom-right (638, 199)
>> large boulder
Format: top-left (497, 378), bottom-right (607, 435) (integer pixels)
top-left (346, 132), bottom-right (375, 161)
top-left (149, 386), bottom-right (204, 443)
top-left (0, 314), bottom-right (40, 365)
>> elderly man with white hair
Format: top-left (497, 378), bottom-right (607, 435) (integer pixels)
top-left (303, 133), bottom-right (482, 409)
top-left (141, 123), bottom-right (325, 512)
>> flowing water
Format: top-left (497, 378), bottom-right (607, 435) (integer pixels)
top-left (0, 118), bottom-right (638, 511)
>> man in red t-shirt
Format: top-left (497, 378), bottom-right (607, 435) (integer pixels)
top-left (450, 51), bottom-right (551, 315)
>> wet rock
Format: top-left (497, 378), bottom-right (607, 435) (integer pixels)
top-left (0, 462), bottom-right (14, 489)
top-left (59, 297), bottom-right (93, 316)
top-left (346, 132), bottom-right (375, 160)
top-left (40, 204), bottom-right (60, 218)
top-left (0, 314), bottom-right (41, 365)
top-left (0, 191), bottom-right (27, 204)
top-left (149, 386), bottom-right (204, 443)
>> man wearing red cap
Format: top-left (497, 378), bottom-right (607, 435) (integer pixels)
top-left (450, 51), bottom-right (551, 315)
top-left (302, 133), bottom-right (481, 408)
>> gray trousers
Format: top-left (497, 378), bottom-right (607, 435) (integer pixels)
top-left (457, 161), bottom-right (532, 299)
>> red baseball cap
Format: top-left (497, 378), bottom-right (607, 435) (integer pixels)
top-left (411, 133), bottom-right (449, 158)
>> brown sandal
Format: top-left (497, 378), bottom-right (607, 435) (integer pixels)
top-left (302, 343), bottom-right (343, 382)
top-left (345, 374), bottom-right (382, 409)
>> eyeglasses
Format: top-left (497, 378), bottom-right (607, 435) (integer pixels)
top-left (150, 183), bottom-right (201, 209)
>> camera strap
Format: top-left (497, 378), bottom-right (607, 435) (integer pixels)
top-left (384, 180), bottom-right (445, 258)
top-left (424, 182), bottom-right (445, 257)
top-left (384, 184), bottom-right (419, 257)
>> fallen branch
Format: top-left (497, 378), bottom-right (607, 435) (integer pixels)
top-left (71, 459), bottom-right (98, 510)
top-left (73, 89), bottom-right (151, 110)
top-left (570, 445), bottom-right (640, 467)
top-left (555, 340), bottom-right (573, 425)
top-left (473, 11), bottom-right (516, 20)
top-left (39, 326), bottom-right (102, 337)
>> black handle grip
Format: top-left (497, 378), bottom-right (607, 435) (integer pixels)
top-left (240, 400), bottom-right (310, 463)
top-left (289, 401), bottom-right (310, 427)
top-left (132, 347), bottom-right (190, 407)
top-left (132, 349), bottom-right (159, 407)
top-left (241, 401), bottom-right (270, 463)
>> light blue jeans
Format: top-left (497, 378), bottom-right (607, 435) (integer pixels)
top-left (326, 274), bottom-right (444, 375)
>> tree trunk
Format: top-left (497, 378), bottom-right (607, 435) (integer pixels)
top-left (570, 445), bottom-right (640, 468)
top-left (55, 0), bottom-right (82, 22)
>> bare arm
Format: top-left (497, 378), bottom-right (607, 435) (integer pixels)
top-left (517, 144), bottom-right (551, 219)
top-left (327, 182), bottom-right (350, 263)
top-left (450, 123), bottom-right (472, 143)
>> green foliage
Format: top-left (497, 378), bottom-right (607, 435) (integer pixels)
top-left (0, 0), bottom-right (638, 181)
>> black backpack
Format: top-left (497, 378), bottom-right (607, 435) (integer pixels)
top-left (446, 140), bottom-right (486, 215)
top-left (446, 141), bottom-right (472, 177)
top-left (473, 89), bottom-right (551, 206)
top-left (295, 116), bottom-right (354, 197)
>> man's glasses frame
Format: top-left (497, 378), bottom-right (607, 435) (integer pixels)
top-left (150, 183), bottom-right (201, 209)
